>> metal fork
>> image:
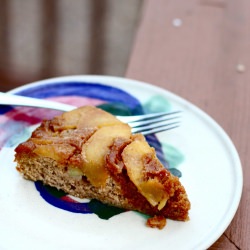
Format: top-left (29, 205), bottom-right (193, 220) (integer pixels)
top-left (0, 92), bottom-right (181, 135)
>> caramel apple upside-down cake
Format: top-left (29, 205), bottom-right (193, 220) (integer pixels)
top-left (14, 106), bottom-right (190, 229)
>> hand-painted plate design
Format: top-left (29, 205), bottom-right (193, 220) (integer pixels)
top-left (0, 75), bottom-right (242, 250)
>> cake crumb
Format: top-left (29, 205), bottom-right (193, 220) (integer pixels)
top-left (146, 215), bottom-right (167, 229)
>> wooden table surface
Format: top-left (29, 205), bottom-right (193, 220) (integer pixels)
top-left (126, 0), bottom-right (249, 249)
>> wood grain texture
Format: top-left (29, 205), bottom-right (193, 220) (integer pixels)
top-left (0, 0), bottom-right (142, 91)
top-left (209, 234), bottom-right (239, 250)
top-left (126, 0), bottom-right (249, 249)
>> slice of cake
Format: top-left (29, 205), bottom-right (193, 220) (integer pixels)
top-left (15, 106), bottom-right (190, 229)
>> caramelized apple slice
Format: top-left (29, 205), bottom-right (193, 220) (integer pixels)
top-left (52, 106), bottom-right (122, 131)
top-left (122, 138), bottom-right (169, 210)
top-left (81, 124), bottom-right (131, 187)
top-left (33, 144), bottom-right (75, 163)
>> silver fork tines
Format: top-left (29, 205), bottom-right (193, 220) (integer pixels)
top-left (117, 111), bottom-right (181, 135)
top-left (131, 121), bottom-right (180, 135)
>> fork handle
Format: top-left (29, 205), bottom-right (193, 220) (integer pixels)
top-left (0, 92), bottom-right (75, 112)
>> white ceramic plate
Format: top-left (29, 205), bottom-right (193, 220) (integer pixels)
top-left (0, 75), bottom-right (242, 250)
